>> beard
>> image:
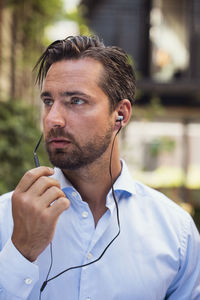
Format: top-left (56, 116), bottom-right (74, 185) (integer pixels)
top-left (45, 124), bottom-right (114, 170)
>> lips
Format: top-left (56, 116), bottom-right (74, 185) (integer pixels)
top-left (47, 137), bottom-right (71, 149)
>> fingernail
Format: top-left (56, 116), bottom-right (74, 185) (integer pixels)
top-left (48, 167), bottom-right (54, 173)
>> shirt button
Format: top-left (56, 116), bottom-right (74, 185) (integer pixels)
top-left (72, 192), bottom-right (77, 197)
top-left (87, 252), bottom-right (93, 260)
top-left (24, 278), bottom-right (32, 285)
top-left (82, 211), bottom-right (88, 218)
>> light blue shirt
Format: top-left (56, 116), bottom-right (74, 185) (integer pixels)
top-left (0, 161), bottom-right (200, 300)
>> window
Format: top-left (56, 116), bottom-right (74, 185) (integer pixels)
top-left (150, 0), bottom-right (190, 81)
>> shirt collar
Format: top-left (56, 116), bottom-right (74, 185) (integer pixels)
top-left (110, 159), bottom-right (136, 196)
top-left (52, 159), bottom-right (136, 197)
top-left (52, 167), bottom-right (73, 189)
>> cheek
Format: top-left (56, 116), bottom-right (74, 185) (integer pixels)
top-left (81, 115), bottom-right (114, 137)
top-left (82, 115), bottom-right (105, 130)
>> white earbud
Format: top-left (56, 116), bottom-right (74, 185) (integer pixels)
top-left (116, 116), bottom-right (123, 122)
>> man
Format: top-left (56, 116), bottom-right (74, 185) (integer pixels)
top-left (0, 35), bottom-right (199, 300)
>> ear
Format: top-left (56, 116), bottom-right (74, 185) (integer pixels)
top-left (114, 99), bottom-right (132, 129)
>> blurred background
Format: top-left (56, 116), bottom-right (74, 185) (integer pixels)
top-left (0, 0), bottom-right (200, 230)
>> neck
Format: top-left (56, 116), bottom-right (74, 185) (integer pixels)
top-left (62, 140), bottom-right (121, 225)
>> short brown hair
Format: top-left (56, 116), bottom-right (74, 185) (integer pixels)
top-left (35, 35), bottom-right (136, 110)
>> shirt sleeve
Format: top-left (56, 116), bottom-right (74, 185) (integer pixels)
top-left (166, 215), bottom-right (200, 299)
top-left (0, 239), bottom-right (39, 299)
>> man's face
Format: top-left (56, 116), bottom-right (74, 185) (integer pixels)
top-left (41, 58), bottom-right (116, 170)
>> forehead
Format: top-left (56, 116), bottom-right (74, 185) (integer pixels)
top-left (42, 58), bottom-right (105, 92)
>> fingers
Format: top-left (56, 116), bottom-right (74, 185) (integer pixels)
top-left (13, 165), bottom-right (68, 210)
top-left (48, 197), bottom-right (70, 217)
top-left (15, 166), bottom-right (55, 193)
top-left (11, 166), bottom-right (71, 261)
top-left (28, 176), bottom-right (61, 197)
top-left (41, 185), bottom-right (67, 208)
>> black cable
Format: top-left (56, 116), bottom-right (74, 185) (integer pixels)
top-left (39, 242), bottom-right (53, 300)
top-left (33, 134), bottom-right (43, 168)
top-left (35, 122), bottom-right (122, 299)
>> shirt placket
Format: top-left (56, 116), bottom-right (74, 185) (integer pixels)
top-left (70, 189), bottom-right (95, 250)
top-left (78, 194), bottom-right (117, 300)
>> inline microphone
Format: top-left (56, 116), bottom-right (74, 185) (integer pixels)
top-left (33, 134), bottom-right (43, 167)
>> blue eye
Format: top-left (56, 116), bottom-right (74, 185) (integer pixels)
top-left (71, 98), bottom-right (85, 105)
top-left (43, 99), bottom-right (53, 106)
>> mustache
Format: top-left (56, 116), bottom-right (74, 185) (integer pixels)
top-left (46, 128), bottom-right (76, 143)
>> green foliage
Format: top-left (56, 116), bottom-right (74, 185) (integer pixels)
top-left (5, 0), bottom-right (64, 23)
top-left (149, 136), bottom-right (176, 157)
top-left (4, 0), bottom-right (65, 66)
top-left (0, 100), bottom-right (50, 195)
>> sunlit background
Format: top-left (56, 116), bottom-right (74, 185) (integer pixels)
top-left (0, 0), bottom-right (200, 229)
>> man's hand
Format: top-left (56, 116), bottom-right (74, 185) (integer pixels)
top-left (11, 167), bottom-right (70, 262)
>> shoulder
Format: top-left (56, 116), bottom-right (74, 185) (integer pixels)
top-left (134, 180), bottom-right (189, 219)
top-left (120, 160), bottom-right (194, 235)
top-left (133, 181), bottom-right (199, 248)
top-left (123, 180), bottom-right (200, 262)
top-left (129, 182), bottom-right (200, 296)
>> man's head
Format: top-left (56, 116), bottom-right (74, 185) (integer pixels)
top-left (35, 35), bottom-right (136, 111)
top-left (36, 35), bottom-right (135, 170)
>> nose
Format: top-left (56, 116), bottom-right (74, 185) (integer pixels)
top-left (44, 103), bottom-right (66, 128)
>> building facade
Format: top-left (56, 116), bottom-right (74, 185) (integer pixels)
top-left (82, 0), bottom-right (200, 227)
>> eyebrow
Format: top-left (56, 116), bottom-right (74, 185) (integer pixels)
top-left (40, 91), bottom-right (91, 99)
top-left (40, 91), bottom-right (52, 99)
top-left (60, 91), bottom-right (91, 99)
